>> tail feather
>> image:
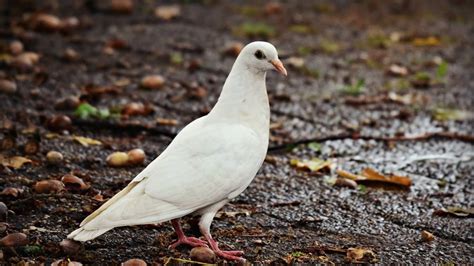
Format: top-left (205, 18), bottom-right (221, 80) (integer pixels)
top-left (67, 227), bottom-right (111, 242)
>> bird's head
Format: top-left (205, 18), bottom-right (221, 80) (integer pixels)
top-left (237, 41), bottom-right (287, 76)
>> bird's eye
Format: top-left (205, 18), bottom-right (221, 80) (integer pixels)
top-left (254, 50), bottom-right (266, 60)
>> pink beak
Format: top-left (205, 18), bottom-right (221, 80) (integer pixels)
top-left (270, 59), bottom-right (287, 76)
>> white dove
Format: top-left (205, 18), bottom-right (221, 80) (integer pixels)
top-left (67, 41), bottom-right (287, 261)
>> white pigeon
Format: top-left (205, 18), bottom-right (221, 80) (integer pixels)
top-left (67, 41), bottom-right (287, 261)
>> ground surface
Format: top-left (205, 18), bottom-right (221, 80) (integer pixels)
top-left (0, 0), bottom-right (473, 264)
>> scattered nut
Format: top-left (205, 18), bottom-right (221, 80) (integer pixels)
top-left (334, 178), bottom-right (358, 189)
top-left (189, 86), bottom-right (207, 100)
top-left (140, 75), bottom-right (165, 89)
top-left (60, 239), bottom-right (83, 255)
top-left (111, 0), bottom-right (134, 13)
top-left (47, 115), bottom-right (72, 132)
top-left (156, 118), bottom-right (178, 126)
top-left (190, 247), bottom-right (216, 264)
top-left (122, 258), bottom-right (147, 266)
top-left (47, 151), bottom-right (64, 164)
top-left (34, 14), bottom-right (62, 31)
top-left (223, 42), bottom-right (244, 57)
top-left (106, 152), bottom-right (129, 167)
top-left (421, 230), bottom-right (435, 242)
top-left (0, 202), bottom-right (7, 222)
top-left (154, 5), bottom-right (181, 20)
top-left (0, 79), bottom-right (17, 94)
top-left (11, 52), bottom-right (40, 70)
top-left (9, 40), bottom-right (24, 55)
top-left (64, 48), bottom-right (80, 61)
top-left (61, 174), bottom-right (89, 191)
top-left (0, 233), bottom-right (28, 247)
top-left (122, 102), bottom-right (152, 116)
top-left (55, 96), bottom-right (81, 110)
top-left (34, 180), bottom-right (65, 194)
top-left (0, 187), bottom-right (21, 197)
top-left (127, 149), bottom-right (145, 165)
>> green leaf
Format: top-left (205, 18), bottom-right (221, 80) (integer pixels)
top-left (97, 108), bottom-right (111, 119)
top-left (170, 52), bottom-right (183, 65)
top-left (307, 142), bottom-right (321, 152)
top-left (233, 22), bottom-right (276, 38)
top-left (74, 103), bottom-right (98, 119)
top-left (357, 184), bottom-right (367, 193)
top-left (341, 78), bottom-right (365, 95)
top-left (436, 61), bottom-right (448, 79)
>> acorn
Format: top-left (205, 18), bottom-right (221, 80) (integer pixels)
top-left (106, 152), bottom-right (129, 167)
top-left (61, 174), bottom-right (89, 191)
top-left (47, 115), bottom-right (72, 132)
top-left (0, 79), bottom-right (17, 94)
top-left (127, 149), bottom-right (145, 165)
top-left (60, 239), bottom-right (83, 255)
top-left (140, 75), bottom-right (165, 89)
top-left (190, 247), bottom-right (216, 263)
top-left (55, 96), bottom-right (80, 110)
top-left (34, 180), bottom-right (65, 194)
top-left (0, 233), bottom-right (28, 247)
top-left (47, 151), bottom-right (64, 165)
top-left (122, 258), bottom-right (147, 266)
top-left (9, 40), bottom-right (24, 55)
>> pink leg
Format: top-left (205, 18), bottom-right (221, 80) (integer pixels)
top-left (203, 233), bottom-right (244, 261)
top-left (169, 219), bottom-right (208, 249)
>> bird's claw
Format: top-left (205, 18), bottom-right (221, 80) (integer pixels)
top-left (214, 249), bottom-right (245, 261)
top-left (169, 236), bottom-right (208, 249)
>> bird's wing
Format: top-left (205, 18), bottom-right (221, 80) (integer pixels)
top-left (82, 118), bottom-right (264, 230)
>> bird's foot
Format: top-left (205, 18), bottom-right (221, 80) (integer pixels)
top-left (209, 241), bottom-right (245, 261)
top-left (169, 236), bottom-right (208, 249)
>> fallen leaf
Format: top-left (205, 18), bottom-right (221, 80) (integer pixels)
top-left (433, 207), bottom-right (474, 218)
top-left (432, 108), bottom-right (473, 121)
top-left (0, 187), bottom-right (22, 197)
top-left (0, 155), bottom-right (32, 169)
top-left (290, 158), bottom-right (332, 173)
top-left (412, 36), bottom-right (441, 47)
top-left (164, 257), bottom-right (212, 265)
top-left (72, 136), bottom-right (102, 147)
top-left (346, 248), bottom-right (376, 263)
top-left (336, 168), bottom-right (412, 188)
top-left (155, 5), bottom-right (181, 20)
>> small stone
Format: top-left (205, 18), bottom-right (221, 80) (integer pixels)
top-left (122, 258), bottom-right (147, 266)
top-left (0, 79), bottom-right (17, 94)
top-left (421, 230), bottom-right (435, 242)
top-left (61, 174), bottom-right (89, 191)
top-left (34, 14), bottom-right (62, 31)
top-left (11, 52), bottom-right (40, 71)
top-left (9, 40), bottom-right (24, 55)
top-left (140, 75), bottom-right (165, 89)
top-left (59, 239), bottom-right (83, 255)
top-left (127, 149), bottom-right (145, 165)
top-left (52, 259), bottom-right (83, 266)
top-left (0, 202), bottom-right (7, 222)
top-left (106, 152), bottom-right (129, 167)
top-left (264, 2), bottom-right (283, 15)
top-left (189, 86), bottom-right (207, 100)
top-left (0, 233), bottom-right (28, 247)
top-left (47, 151), bottom-right (64, 165)
top-left (34, 180), bottom-right (65, 194)
top-left (190, 247), bottom-right (216, 264)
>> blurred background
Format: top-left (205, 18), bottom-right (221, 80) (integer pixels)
top-left (0, 0), bottom-right (473, 264)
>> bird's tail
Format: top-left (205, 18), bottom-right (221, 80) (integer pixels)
top-left (67, 227), bottom-right (111, 242)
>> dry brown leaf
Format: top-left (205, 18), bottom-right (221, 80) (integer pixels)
top-left (73, 136), bottom-right (102, 147)
top-left (290, 158), bottom-right (332, 173)
top-left (156, 118), bottom-right (178, 126)
top-left (412, 36), bottom-right (441, 47)
top-left (215, 210), bottom-right (251, 219)
top-left (0, 155), bottom-right (32, 169)
top-left (337, 168), bottom-right (412, 188)
top-left (433, 207), bottom-right (474, 218)
top-left (421, 230), bottom-right (435, 242)
top-left (346, 248), bottom-right (376, 263)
